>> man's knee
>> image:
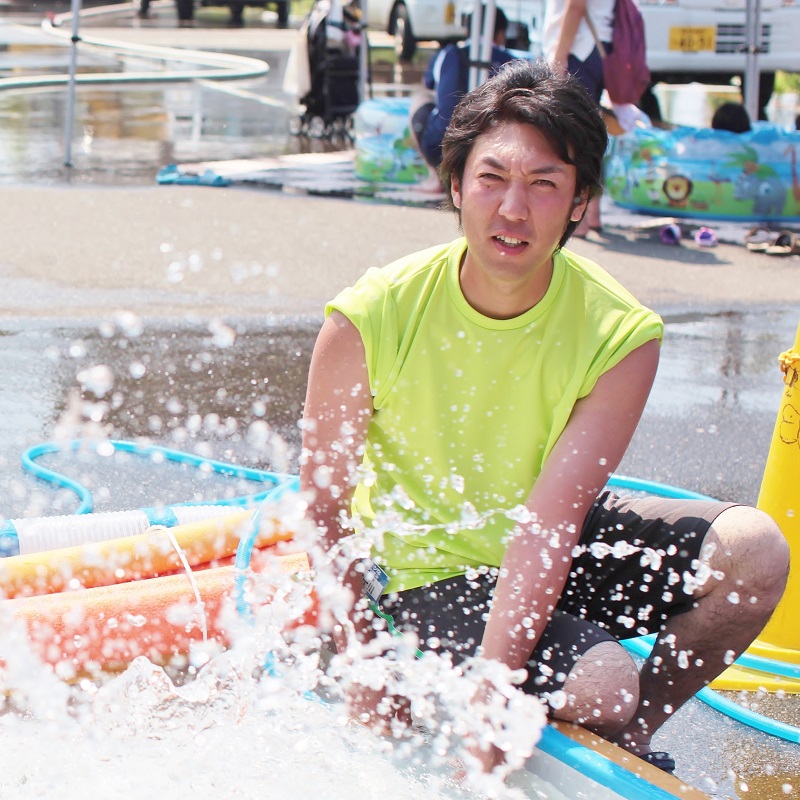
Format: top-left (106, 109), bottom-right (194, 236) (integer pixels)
top-left (551, 641), bottom-right (639, 736)
top-left (707, 505), bottom-right (790, 609)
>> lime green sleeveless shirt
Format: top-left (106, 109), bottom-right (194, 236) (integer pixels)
top-left (327, 239), bottom-right (663, 592)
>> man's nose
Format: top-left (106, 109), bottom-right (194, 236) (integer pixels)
top-left (498, 181), bottom-right (528, 221)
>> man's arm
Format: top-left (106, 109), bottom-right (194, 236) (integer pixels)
top-left (302, 312), bottom-right (412, 731)
top-left (479, 338), bottom-right (661, 669)
top-left (300, 311), bottom-right (373, 653)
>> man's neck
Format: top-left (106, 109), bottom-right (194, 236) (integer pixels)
top-left (459, 254), bottom-right (555, 320)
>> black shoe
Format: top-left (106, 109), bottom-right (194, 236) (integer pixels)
top-left (640, 751), bottom-right (676, 775)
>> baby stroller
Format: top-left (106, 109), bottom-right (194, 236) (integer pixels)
top-left (284, 0), bottom-right (365, 138)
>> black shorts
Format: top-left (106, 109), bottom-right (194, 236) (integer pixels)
top-left (568, 45), bottom-right (608, 105)
top-left (378, 490), bottom-right (735, 697)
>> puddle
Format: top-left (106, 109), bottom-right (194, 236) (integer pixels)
top-left (0, 19), bottom-right (341, 185)
top-left (649, 308), bottom-right (794, 415)
top-left (0, 72), bottom-right (306, 185)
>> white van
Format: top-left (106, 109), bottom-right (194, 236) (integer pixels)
top-left (366, 0), bottom-right (544, 60)
top-left (637, 0), bottom-right (800, 118)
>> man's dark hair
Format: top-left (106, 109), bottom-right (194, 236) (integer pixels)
top-left (439, 59), bottom-right (608, 248)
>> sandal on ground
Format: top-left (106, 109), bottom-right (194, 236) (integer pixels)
top-left (744, 225), bottom-right (775, 252)
top-left (156, 165), bottom-right (229, 187)
top-left (694, 226), bottom-right (717, 247)
top-left (765, 230), bottom-right (800, 256)
top-left (640, 751), bottom-right (676, 774)
top-left (659, 223), bottom-right (681, 245)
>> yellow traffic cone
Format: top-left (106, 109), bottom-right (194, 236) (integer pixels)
top-left (751, 322), bottom-right (800, 657)
top-left (710, 323), bottom-right (800, 691)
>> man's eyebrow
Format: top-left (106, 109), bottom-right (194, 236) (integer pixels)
top-left (478, 156), bottom-right (569, 175)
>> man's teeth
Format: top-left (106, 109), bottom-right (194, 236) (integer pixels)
top-left (496, 235), bottom-right (524, 245)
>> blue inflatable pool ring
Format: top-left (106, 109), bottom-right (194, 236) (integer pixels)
top-left (354, 97), bottom-right (429, 185)
top-left (605, 122), bottom-right (800, 222)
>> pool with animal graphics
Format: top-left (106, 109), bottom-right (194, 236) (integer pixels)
top-left (605, 124), bottom-right (800, 222)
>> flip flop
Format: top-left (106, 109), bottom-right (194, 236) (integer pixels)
top-left (694, 227), bottom-right (717, 247)
top-left (156, 166), bottom-right (231, 187)
top-left (156, 164), bottom-right (181, 185)
top-left (765, 230), bottom-right (800, 256)
top-left (196, 169), bottom-right (230, 187)
top-left (659, 223), bottom-right (681, 245)
top-left (744, 225), bottom-right (776, 252)
top-left (640, 751), bottom-right (676, 775)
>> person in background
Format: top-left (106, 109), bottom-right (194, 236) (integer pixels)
top-left (407, 6), bottom-right (515, 193)
top-left (711, 102), bottom-right (752, 134)
top-left (229, 0), bottom-right (247, 25)
top-left (301, 58), bottom-right (788, 779)
top-left (542, 0), bottom-right (613, 236)
top-left (138, 0), bottom-right (194, 26)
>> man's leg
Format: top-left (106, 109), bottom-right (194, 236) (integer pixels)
top-left (612, 505), bottom-right (789, 755)
top-left (551, 640), bottom-right (640, 737)
top-left (229, 1), bottom-right (245, 25)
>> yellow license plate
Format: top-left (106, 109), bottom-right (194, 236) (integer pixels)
top-left (668, 26), bottom-right (716, 52)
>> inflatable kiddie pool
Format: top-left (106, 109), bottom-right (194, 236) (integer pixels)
top-left (353, 97), bottom-right (429, 185)
top-left (604, 123), bottom-right (800, 222)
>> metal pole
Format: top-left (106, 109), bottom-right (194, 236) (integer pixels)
top-left (356, 0), bottom-right (369, 102)
top-left (468, 0), bottom-right (481, 91)
top-left (742, 0), bottom-right (761, 122)
top-left (64, 0), bottom-right (82, 167)
top-left (477, 0), bottom-right (495, 88)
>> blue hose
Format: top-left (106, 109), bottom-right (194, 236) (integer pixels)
top-left (22, 439), bottom-right (296, 512)
top-left (1, 439), bottom-right (298, 555)
top-left (606, 473), bottom-right (717, 501)
top-left (21, 442), bottom-right (96, 514)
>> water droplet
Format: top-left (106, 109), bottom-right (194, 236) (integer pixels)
top-left (77, 364), bottom-right (114, 397)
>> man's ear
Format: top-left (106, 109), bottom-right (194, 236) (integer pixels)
top-left (570, 191), bottom-right (590, 222)
top-left (451, 175), bottom-right (463, 210)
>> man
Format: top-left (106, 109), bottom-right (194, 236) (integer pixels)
top-left (300, 59), bottom-right (788, 777)
top-left (407, 6), bottom-right (515, 193)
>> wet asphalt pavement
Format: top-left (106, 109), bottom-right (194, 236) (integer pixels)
top-left (1, 307), bottom-right (797, 519)
top-left (0, 291), bottom-right (798, 800)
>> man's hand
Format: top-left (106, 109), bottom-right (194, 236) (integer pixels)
top-left (347, 681), bottom-right (412, 734)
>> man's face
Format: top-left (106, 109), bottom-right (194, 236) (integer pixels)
top-left (451, 120), bottom-right (587, 312)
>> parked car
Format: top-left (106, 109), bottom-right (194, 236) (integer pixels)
top-left (636, 0), bottom-right (800, 119)
top-left (366, 0), bottom-right (543, 61)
